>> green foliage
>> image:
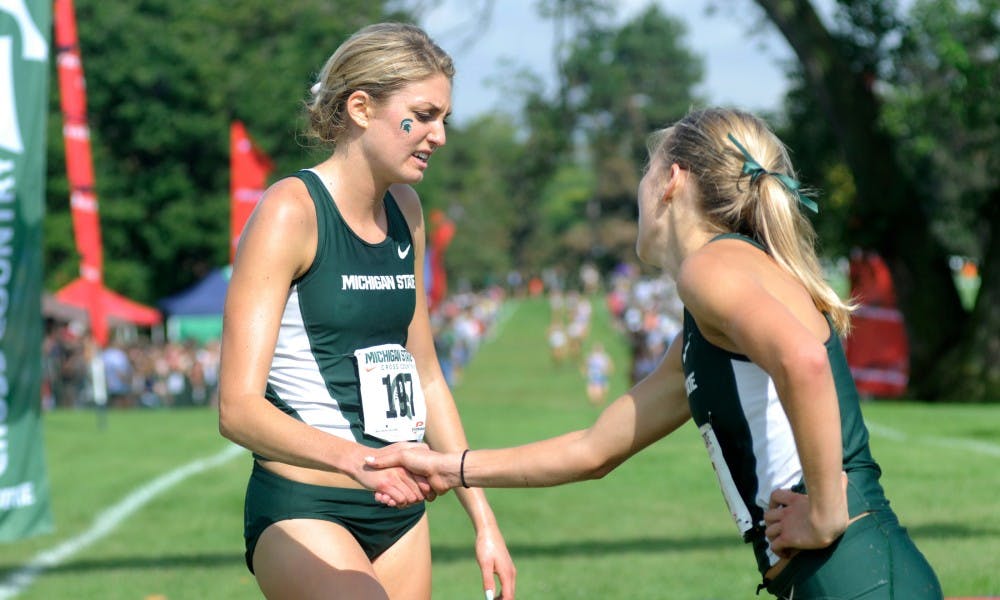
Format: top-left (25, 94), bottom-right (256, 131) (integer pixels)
top-left (759, 0), bottom-right (997, 400)
top-left (880, 0), bottom-right (1000, 261)
top-left (773, 0), bottom-right (998, 265)
top-left (830, 0), bottom-right (905, 73)
top-left (566, 7), bottom-right (703, 122)
top-left (520, 4), bottom-right (703, 274)
top-left (44, 0), bottom-right (704, 300)
top-left (563, 5), bottom-right (703, 200)
top-left (776, 78), bottom-right (858, 258)
top-left (534, 0), bottom-right (613, 26)
top-left (417, 114), bottom-right (525, 287)
top-left (47, 0), bottom-right (410, 302)
top-left (538, 163), bottom-right (596, 232)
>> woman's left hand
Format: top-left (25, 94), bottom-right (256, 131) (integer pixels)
top-left (475, 524), bottom-right (516, 600)
top-left (763, 472), bottom-right (849, 557)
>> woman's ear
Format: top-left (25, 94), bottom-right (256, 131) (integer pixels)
top-left (346, 90), bottom-right (372, 128)
top-left (661, 163), bottom-right (685, 203)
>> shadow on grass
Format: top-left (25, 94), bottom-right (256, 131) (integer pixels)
top-left (0, 552), bottom-right (244, 577)
top-left (432, 521), bottom-right (1000, 563)
top-left (907, 522), bottom-right (1000, 539)
top-left (432, 534), bottom-right (740, 562)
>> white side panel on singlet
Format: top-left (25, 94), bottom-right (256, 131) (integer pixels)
top-left (731, 360), bottom-right (803, 567)
top-left (731, 359), bottom-right (803, 513)
top-left (267, 285), bottom-right (354, 440)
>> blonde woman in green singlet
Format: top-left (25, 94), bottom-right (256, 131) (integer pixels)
top-left (218, 23), bottom-right (515, 600)
top-left (368, 107), bottom-right (942, 599)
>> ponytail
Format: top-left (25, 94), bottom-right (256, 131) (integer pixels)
top-left (656, 108), bottom-right (855, 335)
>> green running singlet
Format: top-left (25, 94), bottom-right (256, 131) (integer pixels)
top-left (263, 170), bottom-right (419, 450)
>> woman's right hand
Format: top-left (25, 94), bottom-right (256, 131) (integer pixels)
top-left (353, 446), bottom-right (437, 507)
top-left (365, 442), bottom-right (459, 502)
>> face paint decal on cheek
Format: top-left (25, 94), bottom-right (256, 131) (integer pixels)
top-left (400, 118), bottom-right (413, 133)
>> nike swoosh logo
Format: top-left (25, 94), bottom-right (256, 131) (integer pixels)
top-left (397, 244), bottom-right (411, 259)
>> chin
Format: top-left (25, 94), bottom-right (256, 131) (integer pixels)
top-left (635, 240), bottom-right (656, 267)
top-left (394, 170), bottom-right (424, 185)
top-left (408, 163), bottom-right (429, 180)
top-left (640, 256), bottom-right (662, 269)
top-left (640, 251), bottom-right (664, 269)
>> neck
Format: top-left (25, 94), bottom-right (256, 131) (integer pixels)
top-left (663, 230), bottom-right (714, 278)
top-left (661, 199), bottom-right (716, 278)
top-left (315, 150), bottom-right (389, 220)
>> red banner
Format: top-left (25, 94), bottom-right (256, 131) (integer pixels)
top-left (230, 121), bottom-right (272, 261)
top-left (426, 209), bottom-right (455, 312)
top-left (845, 250), bottom-right (909, 397)
top-left (54, 0), bottom-right (107, 345)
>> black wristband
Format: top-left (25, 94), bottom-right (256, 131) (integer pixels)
top-left (459, 448), bottom-right (470, 488)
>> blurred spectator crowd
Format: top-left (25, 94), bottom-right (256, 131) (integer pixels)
top-left (431, 287), bottom-right (506, 387)
top-left (604, 265), bottom-right (683, 385)
top-left (541, 261), bottom-right (682, 394)
top-left (40, 264), bottom-right (690, 412)
top-left (40, 287), bottom-right (507, 411)
top-left (42, 321), bottom-right (221, 410)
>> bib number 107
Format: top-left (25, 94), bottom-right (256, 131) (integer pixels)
top-left (382, 373), bottom-right (415, 418)
top-left (355, 343), bottom-right (426, 442)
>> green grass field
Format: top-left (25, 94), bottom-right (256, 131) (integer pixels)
top-left (1, 296), bottom-right (997, 599)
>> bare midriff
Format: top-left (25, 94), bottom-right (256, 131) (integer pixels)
top-left (257, 459), bottom-right (366, 490)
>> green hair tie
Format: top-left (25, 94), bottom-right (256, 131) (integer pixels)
top-left (727, 133), bottom-right (818, 214)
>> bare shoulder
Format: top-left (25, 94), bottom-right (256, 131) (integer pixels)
top-left (676, 240), bottom-right (770, 331)
top-left (233, 176), bottom-right (318, 279)
top-left (388, 183), bottom-right (424, 230)
top-left (677, 243), bottom-right (753, 304)
top-left (255, 176), bottom-right (316, 227)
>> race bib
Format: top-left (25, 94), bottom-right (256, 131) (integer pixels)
top-left (355, 344), bottom-right (427, 443)
top-left (699, 422), bottom-right (754, 537)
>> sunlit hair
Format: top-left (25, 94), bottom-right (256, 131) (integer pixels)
top-left (648, 107), bottom-right (855, 335)
top-left (306, 22), bottom-right (454, 148)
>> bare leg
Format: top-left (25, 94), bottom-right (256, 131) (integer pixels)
top-left (253, 519), bottom-right (389, 600)
top-left (373, 514), bottom-right (431, 600)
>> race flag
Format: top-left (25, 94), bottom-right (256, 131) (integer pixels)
top-left (0, 0), bottom-right (55, 541)
top-left (845, 250), bottom-right (910, 397)
top-left (54, 0), bottom-right (107, 346)
top-left (426, 208), bottom-right (455, 312)
top-left (230, 120), bottom-right (272, 262)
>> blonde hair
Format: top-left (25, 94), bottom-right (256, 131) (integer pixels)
top-left (306, 23), bottom-right (454, 147)
top-left (650, 107), bottom-right (854, 335)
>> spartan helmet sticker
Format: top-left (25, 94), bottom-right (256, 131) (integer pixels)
top-left (400, 118), bottom-right (413, 133)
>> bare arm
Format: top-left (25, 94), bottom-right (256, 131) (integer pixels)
top-left (386, 184), bottom-right (517, 599)
top-left (368, 334), bottom-right (691, 489)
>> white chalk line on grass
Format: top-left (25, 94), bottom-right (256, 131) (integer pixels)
top-left (866, 421), bottom-right (1000, 457)
top-left (0, 443), bottom-right (247, 600)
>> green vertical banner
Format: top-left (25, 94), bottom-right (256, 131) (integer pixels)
top-left (0, 0), bottom-right (54, 541)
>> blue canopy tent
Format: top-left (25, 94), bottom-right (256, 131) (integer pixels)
top-left (158, 266), bottom-right (231, 342)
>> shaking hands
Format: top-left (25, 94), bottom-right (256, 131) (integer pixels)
top-left (364, 442), bottom-right (461, 506)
